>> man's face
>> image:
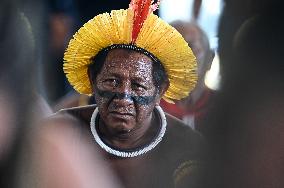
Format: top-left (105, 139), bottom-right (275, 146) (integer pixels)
top-left (92, 49), bottom-right (161, 135)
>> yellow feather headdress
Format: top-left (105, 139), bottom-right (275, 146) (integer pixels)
top-left (63, 0), bottom-right (197, 103)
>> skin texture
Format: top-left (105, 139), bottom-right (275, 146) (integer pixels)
top-left (89, 49), bottom-right (167, 150)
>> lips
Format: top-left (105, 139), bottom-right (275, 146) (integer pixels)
top-left (109, 111), bottom-right (134, 116)
top-left (108, 103), bottom-right (136, 119)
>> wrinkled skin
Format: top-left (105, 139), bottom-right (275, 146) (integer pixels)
top-left (89, 49), bottom-right (166, 149)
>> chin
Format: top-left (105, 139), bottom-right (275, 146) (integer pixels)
top-left (107, 121), bottom-right (134, 134)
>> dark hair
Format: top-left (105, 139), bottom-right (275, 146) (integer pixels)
top-left (88, 48), bottom-right (169, 92)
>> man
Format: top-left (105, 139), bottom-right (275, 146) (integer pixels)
top-left (44, 1), bottom-right (205, 187)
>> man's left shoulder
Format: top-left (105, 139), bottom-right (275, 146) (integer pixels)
top-left (164, 113), bottom-right (206, 158)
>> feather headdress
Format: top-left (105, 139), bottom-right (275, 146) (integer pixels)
top-left (63, 0), bottom-right (197, 103)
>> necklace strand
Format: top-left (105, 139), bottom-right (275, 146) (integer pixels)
top-left (90, 106), bottom-right (167, 158)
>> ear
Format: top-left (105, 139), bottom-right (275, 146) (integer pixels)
top-left (155, 80), bottom-right (170, 105)
top-left (87, 67), bottom-right (95, 90)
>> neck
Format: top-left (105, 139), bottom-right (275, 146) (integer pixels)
top-left (98, 111), bottom-right (160, 150)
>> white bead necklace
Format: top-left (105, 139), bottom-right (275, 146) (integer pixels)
top-left (90, 106), bottom-right (167, 158)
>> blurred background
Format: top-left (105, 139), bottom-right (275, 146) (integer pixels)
top-left (0, 0), bottom-right (283, 187)
top-left (160, 0), bottom-right (223, 50)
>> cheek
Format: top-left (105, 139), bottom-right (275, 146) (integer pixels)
top-left (134, 92), bottom-right (161, 120)
top-left (94, 94), bottom-right (109, 115)
top-left (135, 103), bottom-right (156, 122)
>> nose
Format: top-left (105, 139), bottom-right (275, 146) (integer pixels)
top-left (112, 82), bottom-right (133, 106)
top-left (116, 81), bottom-right (131, 94)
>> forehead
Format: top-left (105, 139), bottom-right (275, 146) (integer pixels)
top-left (101, 49), bottom-right (154, 78)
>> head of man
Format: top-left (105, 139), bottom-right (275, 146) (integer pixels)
top-left (88, 48), bottom-right (169, 137)
top-left (170, 21), bottom-right (214, 105)
top-left (171, 21), bottom-right (212, 81)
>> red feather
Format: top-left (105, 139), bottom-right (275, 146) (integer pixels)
top-left (130, 0), bottom-right (153, 43)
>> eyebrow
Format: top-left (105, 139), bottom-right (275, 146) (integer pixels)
top-left (131, 76), bottom-right (149, 83)
top-left (102, 72), bottom-right (123, 79)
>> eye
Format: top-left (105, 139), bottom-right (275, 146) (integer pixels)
top-left (103, 78), bottom-right (119, 88)
top-left (132, 82), bottom-right (147, 91)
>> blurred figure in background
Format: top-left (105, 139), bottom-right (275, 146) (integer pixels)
top-left (19, 115), bottom-right (122, 188)
top-left (0, 0), bottom-right (39, 186)
top-left (160, 21), bottom-right (215, 132)
top-left (202, 0), bottom-right (284, 187)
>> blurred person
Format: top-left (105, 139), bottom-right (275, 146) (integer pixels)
top-left (0, 1), bottom-right (87, 188)
top-left (18, 0), bottom-right (50, 99)
top-left (160, 21), bottom-right (215, 131)
top-left (201, 0), bottom-right (284, 188)
top-left (43, 0), bottom-right (77, 103)
top-left (19, 117), bottom-right (122, 188)
top-left (0, 0), bottom-right (38, 187)
top-left (47, 1), bottom-right (206, 187)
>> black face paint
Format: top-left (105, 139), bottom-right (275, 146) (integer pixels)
top-left (96, 88), bottom-right (156, 106)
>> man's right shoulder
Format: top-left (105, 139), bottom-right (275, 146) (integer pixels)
top-left (56, 104), bottom-right (96, 117)
top-left (44, 104), bottom-right (97, 128)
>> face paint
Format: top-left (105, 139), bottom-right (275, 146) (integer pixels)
top-left (92, 49), bottom-right (163, 136)
top-left (95, 88), bottom-right (157, 106)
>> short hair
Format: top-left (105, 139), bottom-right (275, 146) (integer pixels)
top-left (88, 48), bottom-right (168, 92)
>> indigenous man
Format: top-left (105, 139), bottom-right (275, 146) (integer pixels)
top-left (48, 1), bottom-right (205, 187)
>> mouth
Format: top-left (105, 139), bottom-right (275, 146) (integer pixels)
top-left (110, 111), bottom-right (134, 116)
top-left (109, 111), bottom-right (135, 119)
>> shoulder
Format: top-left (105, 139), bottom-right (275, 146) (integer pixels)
top-left (56, 104), bottom-right (96, 116)
top-left (162, 112), bottom-right (206, 160)
top-left (55, 104), bottom-right (96, 122)
top-left (166, 113), bottom-right (205, 148)
top-left (40, 104), bottom-right (97, 132)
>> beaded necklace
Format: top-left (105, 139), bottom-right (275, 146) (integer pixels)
top-left (90, 106), bottom-right (167, 158)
